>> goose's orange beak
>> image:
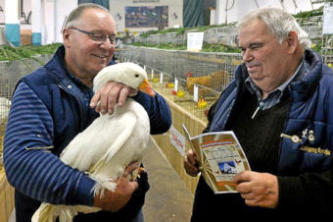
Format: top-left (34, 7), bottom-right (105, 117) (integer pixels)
top-left (139, 79), bottom-right (155, 97)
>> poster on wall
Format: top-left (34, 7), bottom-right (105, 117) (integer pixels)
top-left (125, 6), bottom-right (168, 28)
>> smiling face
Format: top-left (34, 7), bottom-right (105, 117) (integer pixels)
top-left (238, 19), bottom-right (299, 97)
top-left (63, 8), bottom-right (116, 87)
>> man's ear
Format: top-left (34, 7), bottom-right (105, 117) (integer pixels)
top-left (62, 29), bottom-right (71, 48)
top-left (285, 31), bottom-right (299, 54)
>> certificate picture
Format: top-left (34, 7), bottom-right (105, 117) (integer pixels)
top-left (182, 124), bottom-right (251, 194)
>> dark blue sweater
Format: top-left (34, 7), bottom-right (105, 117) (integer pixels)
top-left (192, 49), bottom-right (333, 220)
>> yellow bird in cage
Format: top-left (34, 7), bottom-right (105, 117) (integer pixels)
top-left (186, 70), bottom-right (230, 97)
top-left (197, 97), bottom-right (208, 109)
top-left (177, 90), bottom-right (185, 98)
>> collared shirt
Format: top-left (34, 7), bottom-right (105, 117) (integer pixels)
top-left (245, 59), bottom-right (304, 111)
top-left (66, 71), bottom-right (95, 111)
top-left (58, 52), bottom-right (95, 112)
top-left (61, 54), bottom-right (96, 118)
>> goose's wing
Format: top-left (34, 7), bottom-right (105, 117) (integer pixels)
top-left (90, 112), bottom-right (137, 173)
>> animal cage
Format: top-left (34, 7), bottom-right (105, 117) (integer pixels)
top-left (0, 57), bottom-right (53, 144)
top-left (0, 56), bottom-right (52, 222)
top-left (116, 46), bottom-right (242, 123)
top-left (322, 34), bottom-right (333, 66)
top-left (115, 46), bottom-right (243, 192)
top-left (115, 44), bottom-right (333, 193)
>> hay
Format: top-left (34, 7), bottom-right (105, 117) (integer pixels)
top-left (0, 121), bottom-right (7, 172)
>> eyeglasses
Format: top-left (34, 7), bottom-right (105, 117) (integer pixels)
top-left (69, 27), bottom-right (116, 45)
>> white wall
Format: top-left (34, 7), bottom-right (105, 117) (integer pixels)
top-left (0, 0), bottom-right (77, 44)
top-left (0, 0), bottom-right (32, 26)
top-left (41, 0), bottom-right (53, 44)
top-left (42, 0), bottom-right (77, 44)
top-left (0, 0), bottom-right (5, 24)
top-left (22, 0), bottom-right (32, 23)
top-left (109, 0), bottom-right (183, 33)
top-left (45, 0), bottom-right (184, 42)
top-left (0, 0), bottom-right (325, 45)
top-left (215, 0), bottom-right (323, 25)
top-left (55, 0), bottom-right (77, 43)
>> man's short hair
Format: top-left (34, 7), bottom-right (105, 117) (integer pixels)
top-left (62, 3), bottom-right (112, 31)
top-left (238, 8), bottom-right (311, 49)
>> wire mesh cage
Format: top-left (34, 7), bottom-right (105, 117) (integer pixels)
top-left (116, 46), bottom-right (244, 191)
top-left (0, 55), bottom-right (52, 169)
top-left (116, 47), bottom-right (242, 124)
top-left (321, 1), bottom-right (333, 66)
top-left (0, 61), bottom-right (15, 169)
top-left (322, 34), bottom-right (333, 66)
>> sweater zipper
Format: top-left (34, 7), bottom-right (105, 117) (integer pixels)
top-left (251, 101), bottom-right (264, 119)
top-left (277, 94), bottom-right (293, 172)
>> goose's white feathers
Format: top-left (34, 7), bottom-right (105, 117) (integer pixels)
top-left (32, 62), bottom-right (152, 222)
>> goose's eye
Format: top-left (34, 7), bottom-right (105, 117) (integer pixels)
top-left (135, 74), bottom-right (139, 78)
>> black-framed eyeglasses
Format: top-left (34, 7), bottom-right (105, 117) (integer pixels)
top-left (69, 27), bottom-right (116, 45)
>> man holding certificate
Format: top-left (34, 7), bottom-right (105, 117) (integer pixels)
top-left (184, 7), bottom-right (333, 220)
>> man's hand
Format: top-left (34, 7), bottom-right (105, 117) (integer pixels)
top-left (184, 149), bottom-right (200, 177)
top-left (233, 171), bottom-right (279, 208)
top-left (90, 81), bottom-right (138, 115)
top-left (93, 162), bottom-right (139, 212)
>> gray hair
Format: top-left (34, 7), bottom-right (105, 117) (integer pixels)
top-left (62, 3), bottom-right (112, 30)
top-left (238, 8), bottom-right (311, 49)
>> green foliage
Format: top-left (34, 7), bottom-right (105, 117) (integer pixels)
top-left (140, 27), bottom-right (187, 38)
top-left (293, 6), bottom-right (323, 19)
top-left (139, 23), bottom-right (235, 39)
top-left (311, 39), bottom-right (323, 54)
top-left (190, 23), bottom-right (236, 32)
top-left (131, 42), bottom-right (187, 50)
top-left (0, 43), bottom-right (62, 61)
top-left (201, 43), bottom-right (241, 53)
top-left (137, 7), bottom-right (323, 45)
top-left (129, 42), bottom-right (241, 53)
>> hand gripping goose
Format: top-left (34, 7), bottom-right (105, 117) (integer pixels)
top-left (32, 62), bottom-right (154, 222)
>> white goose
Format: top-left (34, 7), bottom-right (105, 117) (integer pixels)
top-left (32, 62), bottom-right (154, 222)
